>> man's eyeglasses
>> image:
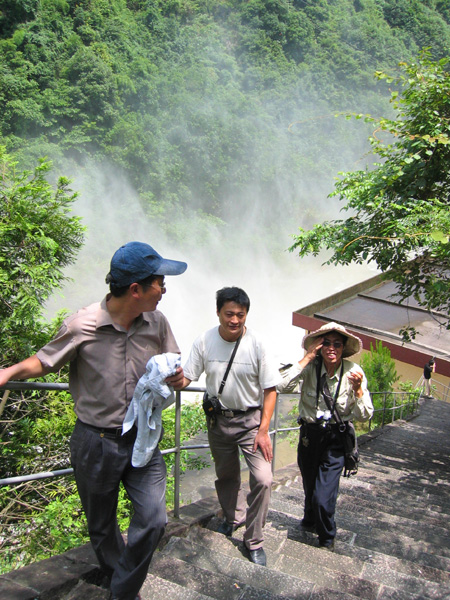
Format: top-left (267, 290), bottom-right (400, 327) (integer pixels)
top-left (151, 280), bottom-right (166, 293)
top-left (322, 340), bottom-right (343, 349)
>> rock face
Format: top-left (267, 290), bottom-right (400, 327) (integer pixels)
top-left (2, 397), bottom-right (450, 600)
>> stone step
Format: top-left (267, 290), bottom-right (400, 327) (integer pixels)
top-left (276, 472), bottom-right (450, 526)
top-left (0, 546), bottom-right (102, 600)
top-left (169, 530), bottom-right (375, 600)
top-left (267, 509), bottom-right (450, 582)
top-left (278, 532), bottom-right (450, 599)
top-left (357, 458), bottom-right (450, 485)
top-left (62, 581), bottom-right (109, 599)
top-left (355, 463), bottom-right (450, 504)
top-left (141, 572), bottom-right (214, 600)
top-left (338, 488), bottom-right (450, 528)
top-left (267, 511), bottom-right (450, 600)
top-left (186, 525), bottom-right (438, 600)
top-left (167, 533), bottom-right (317, 599)
top-left (269, 486), bottom-right (450, 555)
top-left (273, 540), bottom-right (448, 600)
top-left (361, 448), bottom-right (450, 478)
top-left (270, 486), bottom-right (450, 547)
top-left (151, 546), bottom-right (315, 600)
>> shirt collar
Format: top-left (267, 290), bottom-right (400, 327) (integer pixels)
top-left (96, 296), bottom-right (115, 329)
top-left (96, 295), bottom-right (150, 330)
top-left (320, 363), bottom-right (341, 380)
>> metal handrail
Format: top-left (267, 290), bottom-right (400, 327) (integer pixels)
top-left (0, 383), bottom-right (298, 518)
top-left (0, 383), bottom-right (421, 517)
top-left (368, 391), bottom-right (420, 431)
top-left (414, 375), bottom-right (450, 403)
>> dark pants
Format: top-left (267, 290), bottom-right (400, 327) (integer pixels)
top-left (70, 419), bottom-right (167, 600)
top-left (297, 422), bottom-right (345, 545)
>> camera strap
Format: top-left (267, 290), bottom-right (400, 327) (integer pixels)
top-left (321, 371), bottom-right (346, 432)
top-left (315, 357), bottom-right (344, 419)
top-left (217, 332), bottom-right (243, 399)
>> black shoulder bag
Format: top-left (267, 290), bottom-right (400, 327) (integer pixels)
top-left (202, 333), bottom-right (243, 425)
top-left (317, 362), bottom-right (359, 478)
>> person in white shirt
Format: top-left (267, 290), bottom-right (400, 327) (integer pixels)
top-left (181, 287), bottom-right (281, 566)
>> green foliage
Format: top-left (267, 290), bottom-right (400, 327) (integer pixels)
top-left (0, 147), bottom-right (85, 572)
top-left (0, 397), bottom-right (207, 573)
top-left (1, 1), bottom-right (450, 243)
top-left (359, 342), bottom-right (421, 431)
top-left (290, 53), bottom-right (450, 339)
top-left (397, 379), bottom-right (421, 400)
top-left (369, 379), bottom-right (420, 431)
top-left (0, 147), bottom-right (85, 364)
top-left (1, 0), bottom-right (450, 572)
top-left (360, 340), bottom-right (399, 394)
top-left (160, 399), bottom-right (208, 507)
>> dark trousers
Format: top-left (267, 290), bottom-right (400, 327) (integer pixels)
top-left (297, 423), bottom-right (345, 545)
top-left (70, 419), bottom-right (167, 600)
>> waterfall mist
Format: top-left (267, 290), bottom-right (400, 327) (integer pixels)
top-left (47, 153), bottom-right (376, 366)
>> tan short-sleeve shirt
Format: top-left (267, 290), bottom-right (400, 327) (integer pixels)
top-left (36, 296), bottom-right (180, 428)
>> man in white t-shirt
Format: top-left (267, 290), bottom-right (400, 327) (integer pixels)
top-left (181, 287), bottom-right (281, 567)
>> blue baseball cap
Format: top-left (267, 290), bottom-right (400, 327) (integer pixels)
top-left (106, 241), bottom-right (187, 287)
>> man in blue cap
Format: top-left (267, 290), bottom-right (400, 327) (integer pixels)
top-left (0, 241), bottom-right (187, 600)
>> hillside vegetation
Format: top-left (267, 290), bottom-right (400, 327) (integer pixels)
top-left (1, 0), bottom-right (450, 238)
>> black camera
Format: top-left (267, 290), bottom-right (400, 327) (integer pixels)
top-left (202, 392), bottom-right (221, 417)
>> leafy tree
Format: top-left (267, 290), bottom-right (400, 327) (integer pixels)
top-left (0, 147), bottom-right (85, 364)
top-left (2, 0), bottom-right (450, 235)
top-left (360, 341), bottom-right (401, 431)
top-left (360, 340), bottom-right (399, 394)
top-left (0, 148), bottom-right (86, 572)
top-left (289, 53), bottom-right (450, 340)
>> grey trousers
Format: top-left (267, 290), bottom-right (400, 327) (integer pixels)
top-left (70, 419), bottom-right (167, 600)
top-left (207, 408), bottom-right (272, 550)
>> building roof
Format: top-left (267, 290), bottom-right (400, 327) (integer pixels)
top-left (292, 273), bottom-right (450, 377)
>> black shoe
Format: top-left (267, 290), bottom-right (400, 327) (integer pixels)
top-left (217, 520), bottom-right (234, 536)
top-left (319, 539), bottom-right (335, 551)
top-left (218, 519), bottom-right (245, 536)
top-left (247, 547), bottom-right (267, 566)
top-left (300, 519), bottom-right (316, 533)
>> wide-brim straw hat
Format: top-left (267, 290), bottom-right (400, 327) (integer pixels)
top-left (302, 322), bottom-right (362, 358)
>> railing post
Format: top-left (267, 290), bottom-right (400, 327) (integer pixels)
top-left (271, 394), bottom-right (280, 474)
top-left (174, 390), bottom-right (182, 519)
top-left (381, 392), bottom-right (386, 429)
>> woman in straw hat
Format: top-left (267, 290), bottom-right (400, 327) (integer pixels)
top-left (278, 322), bottom-right (373, 550)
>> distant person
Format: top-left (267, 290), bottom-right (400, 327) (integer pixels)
top-left (278, 322), bottom-right (373, 550)
top-left (181, 287), bottom-right (281, 566)
top-left (423, 358), bottom-right (436, 397)
top-left (0, 241), bottom-right (187, 600)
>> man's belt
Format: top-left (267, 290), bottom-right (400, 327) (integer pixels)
top-left (79, 420), bottom-right (136, 439)
top-left (219, 407), bottom-right (258, 418)
top-left (300, 418), bottom-right (344, 430)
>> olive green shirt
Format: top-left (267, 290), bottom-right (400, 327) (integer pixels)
top-left (277, 359), bottom-right (373, 424)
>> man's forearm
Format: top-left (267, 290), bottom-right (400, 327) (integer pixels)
top-left (180, 376), bottom-right (193, 389)
top-left (259, 387), bottom-right (277, 433)
top-left (0, 355), bottom-right (48, 387)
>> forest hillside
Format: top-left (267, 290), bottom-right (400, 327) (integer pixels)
top-left (2, 1), bottom-right (450, 229)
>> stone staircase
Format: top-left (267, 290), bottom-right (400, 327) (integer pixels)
top-left (2, 397), bottom-right (450, 600)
